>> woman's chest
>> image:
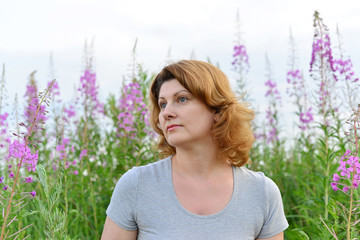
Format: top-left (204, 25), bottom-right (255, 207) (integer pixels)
top-left (172, 175), bottom-right (234, 215)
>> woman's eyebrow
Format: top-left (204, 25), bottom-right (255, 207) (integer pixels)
top-left (158, 90), bottom-right (189, 100)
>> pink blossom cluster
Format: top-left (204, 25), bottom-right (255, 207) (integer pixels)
top-left (7, 139), bottom-right (38, 173)
top-left (78, 69), bottom-right (104, 114)
top-left (332, 58), bottom-right (359, 83)
top-left (310, 34), bottom-right (336, 73)
top-left (25, 98), bottom-right (48, 126)
top-left (309, 33), bottom-right (339, 113)
top-left (331, 150), bottom-right (360, 192)
top-left (64, 105), bottom-right (76, 119)
top-left (0, 112), bottom-right (8, 132)
top-left (118, 112), bottom-right (135, 132)
top-left (47, 80), bottom-right (61, 103)
top-left (286, 69), bottom-right (302, 97)
top-left (266, 126), bottom-right (278, 143)
top-left (265, 79), bottom-right (281, 100)
top-left (264, 78), bottom-right (281, 144)
top-left (54, 138), bottom-right (79, 175)
top-left (232, 45), bottom-right (249, 71)
top-left (24, 85), bottom-right (37, 99)
top-left (299, 108), bottom-right (314, 130)
top-left (117, 82), bottom-right (152, 139)
top-left (265, 105), bottom-right (279, 143)
top-left (24, 81), bottom-right (48, 131)
top-left (0, 113), bottom-right (10, 147)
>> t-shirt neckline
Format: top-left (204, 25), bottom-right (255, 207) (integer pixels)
top-left (166, 155), bottom-right (237, 219)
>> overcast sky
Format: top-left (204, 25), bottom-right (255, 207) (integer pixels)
top-left (1, 0), bottom-right (360, 135)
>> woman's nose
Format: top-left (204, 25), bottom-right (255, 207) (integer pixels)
top-left (162, 103), bottom-right (176, 120)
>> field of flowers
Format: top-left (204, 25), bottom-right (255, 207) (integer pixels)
top-left (0, 11), bottom-right (359, 239)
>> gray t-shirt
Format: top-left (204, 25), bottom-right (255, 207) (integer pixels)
top-left (106, 156), bottom-right (288, 239)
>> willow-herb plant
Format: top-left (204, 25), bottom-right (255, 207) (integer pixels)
top-left (232, 9), bottom-right (250, 99)
top-left (322, 104), bottom-right (360, 240)
top-left (73, 39), bottom-right (104, 239)
top-left (0, 79), bottom-right (56, 239)
top-left (286, 28), bottom-right (313, 133)
top-left (333, 25), bottom-right (359, 111)
top-left (309, 11), bottom-right (339, 223)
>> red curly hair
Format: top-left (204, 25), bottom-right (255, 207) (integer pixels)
top-left (149, 60), bottom-right (255, 167)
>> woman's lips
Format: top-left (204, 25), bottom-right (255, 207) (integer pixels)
top-left (167, 124), bottom-right (181, 131)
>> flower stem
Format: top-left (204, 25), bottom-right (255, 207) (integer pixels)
top-left (347, 184), bottom-right (353, 240)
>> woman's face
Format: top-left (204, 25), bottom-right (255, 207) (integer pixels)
top-left (158, 79), bottom-right (216, 149)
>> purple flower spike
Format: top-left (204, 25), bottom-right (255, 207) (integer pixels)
top-left (78, 69), bottom-right (104, 115)
top-left (232, 44), bottom-right (249, 71)
top-left (3, 185), bottom-right (8, 191)
top-left (9, 172), bottom-right (14, 178)
top-left (263, 63), bottom-right (282, 145)
top-left (30, 191), bottom-right (36, 197)
top-left (331, 149), bottom-right (360, 192)
top-left (117, 81), bottom-right (155, 139)
top-left (74, 170), bottom-right (79, 175)
top-left (0, 176), bottom-right (4, 183)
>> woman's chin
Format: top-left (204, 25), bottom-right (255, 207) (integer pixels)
top-left (166, 137), bottom-right (187, 148)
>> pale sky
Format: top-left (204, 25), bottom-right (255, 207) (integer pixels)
top-left (1, 0), bottom-right (360, 135)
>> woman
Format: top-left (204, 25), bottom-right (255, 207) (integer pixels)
top-left (102, 60), bottom-right (288, 239)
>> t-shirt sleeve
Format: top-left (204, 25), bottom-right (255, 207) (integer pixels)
top-left (257, 176), bottom-right (289, 239)
top-left (106, 167), bottom-right (139, 231)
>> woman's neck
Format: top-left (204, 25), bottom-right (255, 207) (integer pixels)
top-left (172, 147), bottom-right (231, 180)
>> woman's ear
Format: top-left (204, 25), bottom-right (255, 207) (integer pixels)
top-left (214, 112), bottom-right (220, 123)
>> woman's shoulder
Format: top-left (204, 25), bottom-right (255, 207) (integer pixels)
top-left (120, 156), bottom-right (172, 183)
top-left (114, 156), bottom-right (172, 192)
top-left (234, 166), bottom-right (266, 181)
top-left (234, 166), bottom-right (280, 192)
top-left (136, 155), bottom-right (171, 174)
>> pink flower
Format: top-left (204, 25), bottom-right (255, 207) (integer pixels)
top-left (25, 177), bottom-right (33, 183)
top-left (331, 182), bottom-right (339, 191)
top-left (333, 173), bottom-right (340, 182)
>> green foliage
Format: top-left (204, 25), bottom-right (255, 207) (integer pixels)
top-left (32, 165), bottom-right (67, 239)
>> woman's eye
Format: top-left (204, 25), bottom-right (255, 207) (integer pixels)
top-left (159, 102), bottom-right (167, 109)
top-left (178, 97), bottom-right (187, 103)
